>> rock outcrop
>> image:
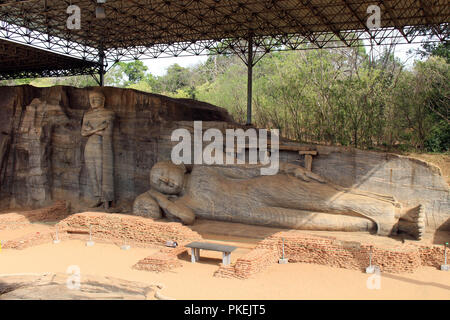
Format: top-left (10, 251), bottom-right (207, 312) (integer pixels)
top-left (0, 85), bottom-right (448, 233)
top-left (0, 273), bottom-right (154, 300)
top-left (0, 85), bottom-right (232, 211)
top-left (280, 145), bottom-right (450, 231)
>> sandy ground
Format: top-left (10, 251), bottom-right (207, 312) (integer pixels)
top-left (0, 239), bottom-right (449, 300)
top-left (0, 223), bottom-right (54, 240)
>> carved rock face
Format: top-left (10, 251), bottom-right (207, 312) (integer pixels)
top-left (149, 161), bottom-right (186, 195)
top-left (0, 85), bottom-right (233, 211)
top-left (88, 91), bottom-right (106, 110)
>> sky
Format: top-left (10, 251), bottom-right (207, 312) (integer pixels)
top-left (144, 55), bottom-right (209, 77)
top-left (143, 42), bottom-right (424, 77)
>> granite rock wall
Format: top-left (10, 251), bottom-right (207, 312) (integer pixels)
top-left (280, 146), bottom-right (449, 231)
top-left (0, 85), bottom-right (232, 211)
top-left (148, 122), bottom-right (450, 232)
top-left (0, 85), bottom-right (448, 232)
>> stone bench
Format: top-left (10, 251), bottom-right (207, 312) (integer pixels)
top-left (186, 241), bottom-right (237, 266)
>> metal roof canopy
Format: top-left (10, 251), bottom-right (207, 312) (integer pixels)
top-left (0, 0), bottom-right (449, 124)
top-left (0, 38), bottom-right (101, 80)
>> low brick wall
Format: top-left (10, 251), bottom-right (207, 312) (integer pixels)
top-left (215, 232), bottom-right (447, 279)
top-left (1, 211), bottom-right (202, 250)
top-left (214, 249), bottom-right (278, 279)
top-left (20, 201), bottom-right (69, 222)
top-left (256, 232), bottom-right (445, 274)
top-left (2, 210), bottom-right (446, 276)
top-left (1, 229), bottom-right (67, 250)
top-left (0, 213), bottom-right (30, 231)
top-left (133, 246), bottom-right (188, 273)
top-left (56, 212), bottom-right (202, 248)
top-left (419, 246), bottom-right (447, 268)
top-left (0, 201), bottom-right (68, 230)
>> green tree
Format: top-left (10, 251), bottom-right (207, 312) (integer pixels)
top-left (393, 56), bottom-right (449, 151)
top-left (418, 41), bottom-right (450, 64)
top-left (159, 64), bottom-right (191, 93)
top-left (117, 60), bottom-right (149, 84)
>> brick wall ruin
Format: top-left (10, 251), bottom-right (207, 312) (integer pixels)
top-left (133, 246), bottom-right (188, 273)
top-left (0, 209), bottom-right (447, 276)
top-left (214, 232), bottom-right (447, 279)
top-left (0, 210), bottom-right (202, 250)
top-left (0, 201), bottom-right (68, 231)
top-left (281, 145), bottom-right (449, 231)
top-left (214, 249), bottom-right (278, 279)
top-left (56, 212), bottom-right (202, 247)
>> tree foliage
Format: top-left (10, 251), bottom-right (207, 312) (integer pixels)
top-left (1, 43), bottom-right (448, 153)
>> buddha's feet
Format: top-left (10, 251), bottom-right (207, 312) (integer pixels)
top-left (397, 205), bottom-right (426, 240)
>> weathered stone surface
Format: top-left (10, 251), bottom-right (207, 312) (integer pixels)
top-left (82, 90), bottom-right (115, 208)
top-left (282, 145), bottom-right (450, 231)
top-left (151, 122), bottom-right (450, 233)
top-left (0, 273), bottom-right (154, 300)
top-left (0, 85), bottom-right (232, 211)
top-left (140, 161), bottom-right (432, 239)
top-left (0, 85), bottom-right (448, 234)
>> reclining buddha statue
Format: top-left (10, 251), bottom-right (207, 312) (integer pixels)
top-left (133, 161), bottom-right (426, 240)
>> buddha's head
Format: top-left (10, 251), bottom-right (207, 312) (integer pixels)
top-left (150, 161), bottom-right (186, 195)
top-left (89, 90), bottom-right (106, 110)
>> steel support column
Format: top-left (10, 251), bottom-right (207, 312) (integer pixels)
top-left (246, 36), bottom-right (253, 126)
top-left (99, 46), bottom-right (105, 86)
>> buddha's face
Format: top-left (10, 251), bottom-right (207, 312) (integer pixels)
top-left (89, 92), bottom-right (105, 110)
top-left (150, 162), bottom-right (185, 195)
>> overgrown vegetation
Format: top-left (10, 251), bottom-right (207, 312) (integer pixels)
top-left (1, 41), bottom-right (448, 153)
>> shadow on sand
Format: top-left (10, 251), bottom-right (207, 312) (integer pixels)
top-left (382, 272), bottom-right (450, 291)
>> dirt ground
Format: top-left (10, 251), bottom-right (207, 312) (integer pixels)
top-left (0, 236), bottom-right (449, 300)
top-left (0, 204), bottom-right (448, 300)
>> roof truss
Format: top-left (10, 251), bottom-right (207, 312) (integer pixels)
top-left (0, 0), bottom-right (448, 78)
